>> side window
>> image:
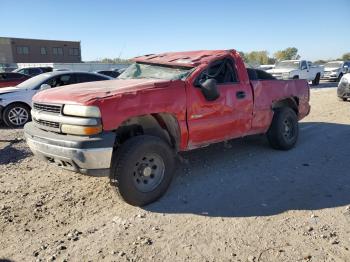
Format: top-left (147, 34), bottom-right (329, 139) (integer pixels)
top-left (44, 74), bottom-right (76, 88)
top-left (29, 68), bottom-right (41, 75)
top-left (301, 61), bottom-right (307, 70)
top-left (76, 74), bottom-right (106, 83)
top-left (197, 59), bottom-right (238, 85)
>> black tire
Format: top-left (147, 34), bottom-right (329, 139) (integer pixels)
top-left (342, 98), bottom-right (347, 101)
top-left (293, 75), bottom-right (299, 79)
top-left (267, 107), bottom-right (299, 150)
top-left (312, 73), bottom-right (320, 85)
top-left (110, 135), bottom-right (175, 206)
top-left (337, 73), bottom-right (343, 82)
top-left (3, 103), bottom-right (31, 128)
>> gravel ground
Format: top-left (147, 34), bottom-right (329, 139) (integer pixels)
top-left (0, 82), bottom-right (350, 262)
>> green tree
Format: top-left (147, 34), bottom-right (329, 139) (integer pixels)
top-left (342, 53), bottom-right (350, 61)
top-left (246, 51), bottom-right (269, 65)
top-left (274, 47), bottom-right (300, 61)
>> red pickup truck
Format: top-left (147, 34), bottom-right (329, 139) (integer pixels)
top-left (24, 50), bottom-right (310, 206)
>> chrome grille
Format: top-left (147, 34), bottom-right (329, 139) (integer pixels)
top-left (33, 103), bottom-right (62, 114)
top-left (34, 119), bottom-right (60, 129)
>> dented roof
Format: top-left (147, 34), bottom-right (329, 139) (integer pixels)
top-left (133, 49), bottom-right (238, 67)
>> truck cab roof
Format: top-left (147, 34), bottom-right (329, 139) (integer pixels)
top-left (133, 50), bottom-right (238, 68)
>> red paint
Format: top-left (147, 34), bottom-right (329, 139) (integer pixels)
top-left (0, 73), bottom-right (30, 88)
top-left (32, 49), bottom-right (310, 151)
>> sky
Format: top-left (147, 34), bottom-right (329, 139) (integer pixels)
top-left (2, 0), bottom-right (350, 61)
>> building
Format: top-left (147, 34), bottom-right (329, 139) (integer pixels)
top-left (0, 37), bottom-right (82, 64)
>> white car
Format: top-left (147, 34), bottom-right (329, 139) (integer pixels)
top-left (322, 61), bottom-right (350, 82)
top-left (0, 71), bottom-right (112, 127)
top-left (267, 60), bottom-right (324, 85)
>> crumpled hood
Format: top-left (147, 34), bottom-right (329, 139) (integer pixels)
top-left (0, 86), bottom-right (23, 95)
top-left (33, 78), bottom-right (176, 105)
top-left (267, 68), bottom-right (296, 74)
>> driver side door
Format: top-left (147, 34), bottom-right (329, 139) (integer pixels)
top-left (186, 58), bottom-right (253, 147)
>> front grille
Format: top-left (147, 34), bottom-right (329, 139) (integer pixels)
top-left (34, 119), bottom-right (60, 129)
top-left (33, 103), bottom-right (62, 114)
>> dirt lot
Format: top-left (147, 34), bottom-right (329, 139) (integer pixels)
top-left (1, 82), bottom-right (350, 262)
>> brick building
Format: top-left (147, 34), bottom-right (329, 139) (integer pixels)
top-left (0, 37), bottom-right (81, 64)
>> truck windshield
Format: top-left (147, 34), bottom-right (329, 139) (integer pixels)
top-left (118, 63), bottom-right (193, 80)
top-left (324, 62), bottom-right (343, 68)
top-left (275, 61), bottom-right (300, 69)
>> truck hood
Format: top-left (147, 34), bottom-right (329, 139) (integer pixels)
top-left (267, 68), bottom-right (296, 74)
top-left (33, 78), bottom-right (177, 105)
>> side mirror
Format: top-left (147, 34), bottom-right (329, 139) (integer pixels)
top-left (40, 84), bottom-right (51, 90)
top-left (199, 78), bottom-right (219, 101)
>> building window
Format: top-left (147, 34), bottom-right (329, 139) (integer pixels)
top-left (16, 46), bottom-right (29, 55)
top-left (53, 47), bottom-right (63, 56)
top-left (40, 47), bottom-right (47, 55)
top-left (69, 48), bottom-right (80, 56)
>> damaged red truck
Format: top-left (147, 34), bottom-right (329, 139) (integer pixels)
top-left (24, 50), bottom-right (310, 206)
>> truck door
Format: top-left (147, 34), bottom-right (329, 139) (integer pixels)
top-left (300, 60), bottom-right (309, 80)
top-left (186, 58), bottom-right (253, 147)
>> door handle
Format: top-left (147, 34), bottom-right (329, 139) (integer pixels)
top-left (236, 91), bottom-right (246, 99)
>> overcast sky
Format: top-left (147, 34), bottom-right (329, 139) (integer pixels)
top-left (2, 0), bottom-right (350, 61)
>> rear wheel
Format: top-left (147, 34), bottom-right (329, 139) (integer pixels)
top-left (3, 103), bottom-right (31, 128)
top-left (312, 73), bottom-right (320, 85)
top-left (110, 135), bottom-right (175, 206)
top-left (293, 75), bottom-right (299, 79)
top-left (267, 107), bottom-right (299, 150)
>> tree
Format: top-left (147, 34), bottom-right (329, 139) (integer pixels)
top-left (342, 53), bottom-right (350, 61)
top-left (246, 51), bottom-right (269, 65)
top-left (274, 47), bottom-right (300, 61)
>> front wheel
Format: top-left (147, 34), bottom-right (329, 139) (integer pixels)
top-left (3, 103), bottom-right (31, 128)
top-left (110, 135), bottom-right (175, 206)
top-left (267, 107), bottom-right (299, 150)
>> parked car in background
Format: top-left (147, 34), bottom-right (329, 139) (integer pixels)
top-left (322, 61), bottom-right (350, 82)
top-left (13, 67), bottom-right (44, 76)
top-left (337, 73), bottom-right (350, 101)
top-left (96, 70), bottom-right (120, 78)
top-left (0, 72), bottom-right (112, 127)
top-left (25, 49), bottom-right (310, 206)
top-left (0, 72), bottom-right (31, 88)
top-left (267, 60), bottom-right (324, 85)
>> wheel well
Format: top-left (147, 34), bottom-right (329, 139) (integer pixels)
top-left (114, 113), bottom-right (181, 150)
top-left (272, 97), bottom-right (299, 115)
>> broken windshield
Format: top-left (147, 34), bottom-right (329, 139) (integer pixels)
top-left (118, 63), bottom-right (193, 80)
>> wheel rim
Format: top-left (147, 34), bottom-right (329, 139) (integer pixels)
top-left (282, 117), bottom-right (295, 141)
top-left (8, 107), bottom-right (29, 126)
top-left (132, 153), bottom-right (165, 193)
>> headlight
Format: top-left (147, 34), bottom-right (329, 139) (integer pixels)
top-left (63, 105), bottom-right (101, 118)
top-left (61, 124), bottom-right (102, 135)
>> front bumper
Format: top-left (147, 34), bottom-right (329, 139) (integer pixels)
top-left (24, 122), bottom-right (116, 176)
